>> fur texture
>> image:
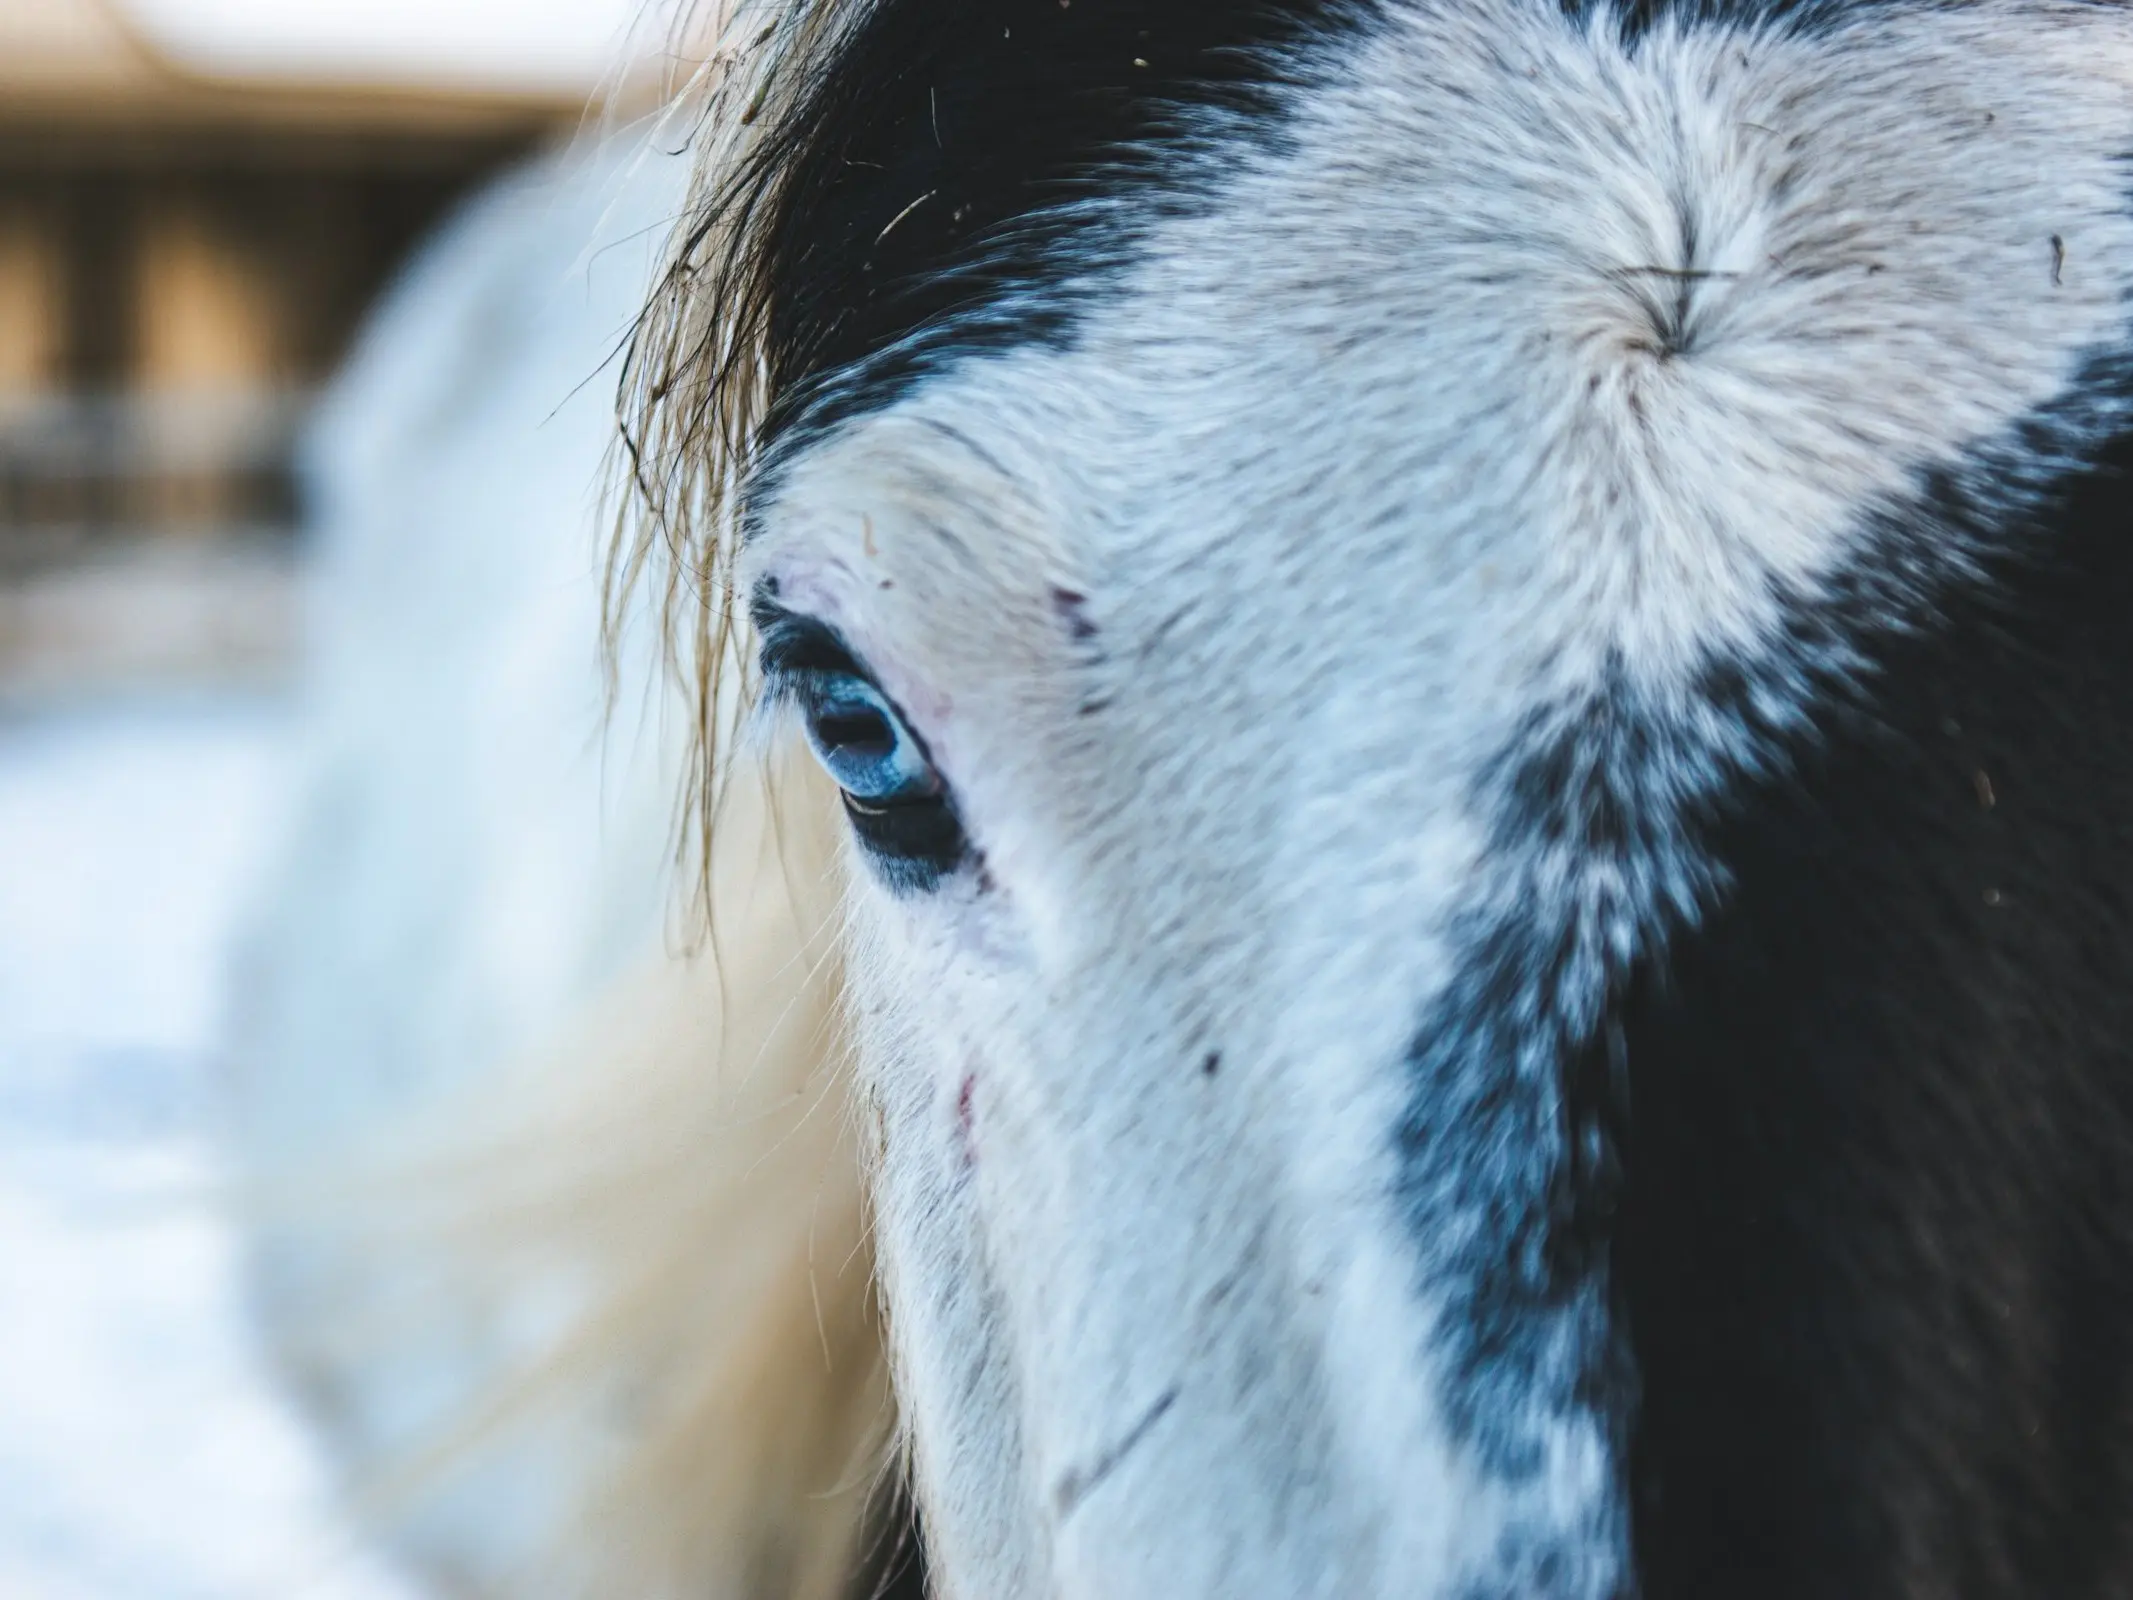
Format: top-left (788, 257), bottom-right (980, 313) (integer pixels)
top-left (627, 0), bottom-right (2133, 1594)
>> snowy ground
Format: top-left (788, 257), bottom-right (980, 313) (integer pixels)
top-left (0, 697), bottom-right (420, 1600)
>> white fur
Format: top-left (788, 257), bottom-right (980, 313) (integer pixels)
top-left (743, 4), bottom-right (2133, 1593)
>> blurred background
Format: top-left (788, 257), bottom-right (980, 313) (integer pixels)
top-left (0, 0), bottom-right (637, 684)
top-left (0, 4), bottom-right (651, 1594)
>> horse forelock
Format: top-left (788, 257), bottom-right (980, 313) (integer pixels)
top-left (617, 0), bottom-right (1375, 851)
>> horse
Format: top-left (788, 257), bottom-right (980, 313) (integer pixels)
top-left (608, 0), bottom-right (2133, 1592)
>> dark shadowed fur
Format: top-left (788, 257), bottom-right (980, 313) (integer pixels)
top-left (725, 0), bottom-right (1363, 452)
top-left (1612, 395), bottom-right (2133, 1596)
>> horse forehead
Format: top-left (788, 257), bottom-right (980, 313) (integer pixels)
top-left (757, 0), bottom-right (2133, 681)
top-left (753, 0), bottom-right (2133, 410)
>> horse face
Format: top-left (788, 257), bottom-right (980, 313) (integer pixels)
top-left (717, 1), bottom-right (2133, 1592)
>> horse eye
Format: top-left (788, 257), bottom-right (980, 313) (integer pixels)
top-left (794, 671), bottom-right (967, 888)
top-left (799, 674), bottom-right (939, 804)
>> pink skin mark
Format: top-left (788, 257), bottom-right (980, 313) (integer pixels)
top-left (955, 1072), bottom-right (979, 1170)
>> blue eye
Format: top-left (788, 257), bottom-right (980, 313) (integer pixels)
top-left (799, 673), bottom-right (941, 805)
top-left (753, 598), bottom-right (969, 891)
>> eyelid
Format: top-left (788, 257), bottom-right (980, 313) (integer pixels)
top-left (754, 595), bottom-right (945, 786)
top-left (752, 595), bottom-right (864, 684)
top-left (751, 590), bottom-right (968, 890)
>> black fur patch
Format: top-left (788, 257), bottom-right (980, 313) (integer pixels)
top-left (1619, 399), bottom-right (2133, 1596)
top-left (746, 0), bottom-right (1366, 449)
top-left (848, 1472), bottom-right (930, 1600)
top-left (1404, 354), bottom-right (2133, 1594)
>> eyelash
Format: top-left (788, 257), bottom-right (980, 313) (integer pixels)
top-left (754, 603), bottom-right (969, 891)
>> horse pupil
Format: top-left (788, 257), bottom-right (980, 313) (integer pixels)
top-left (818, 706), bottom-right (891, 756)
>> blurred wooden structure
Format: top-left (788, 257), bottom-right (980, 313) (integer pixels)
top-left (0, 0), bottom-right (589, 559)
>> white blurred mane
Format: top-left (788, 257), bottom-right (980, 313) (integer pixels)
top-left (228, 137), bottom-right (887, 1600)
